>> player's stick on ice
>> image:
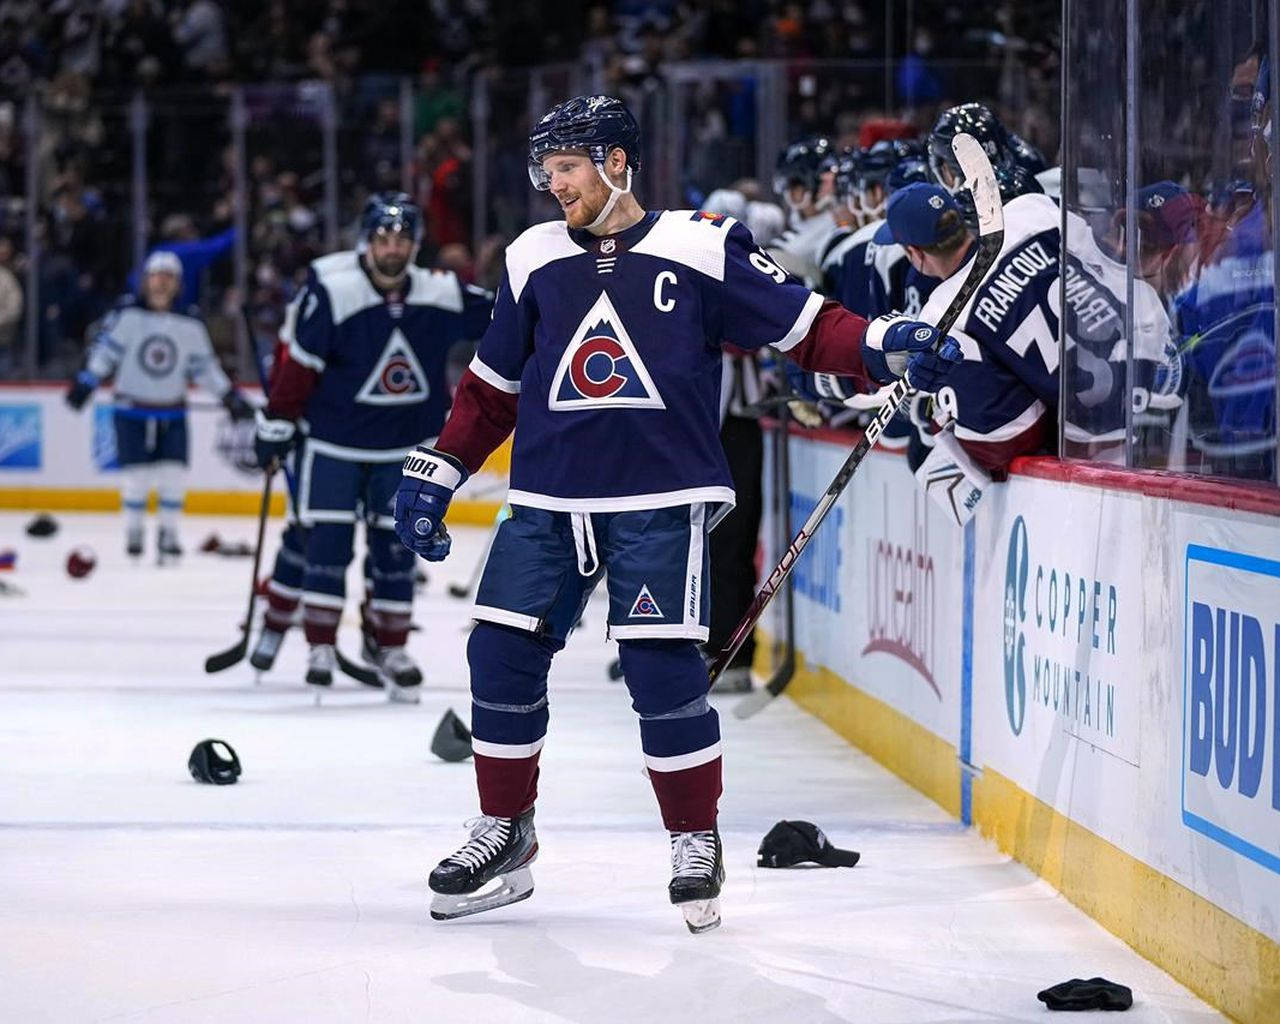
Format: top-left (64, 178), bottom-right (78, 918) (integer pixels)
top-left (205, 460), bottom-right (277, 673)
top-left (447, 504), bottom-right (505, 599)
top-left (241, 305), bottom-right (381, 689)
top-left (715, 132), bottom-right (1004, 718)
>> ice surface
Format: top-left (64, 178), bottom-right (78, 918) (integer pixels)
top-left (0, 513), bottom-right (1222, 1022)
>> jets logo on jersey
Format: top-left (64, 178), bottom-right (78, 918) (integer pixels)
top-left (549, 292), bottom-right (665, 410)
top-left (138, 334), bottom-right (178, 378)
top-left (355, 328), bottom-right (430, 405)
top-left (628, 584), bottom-right (664, 619)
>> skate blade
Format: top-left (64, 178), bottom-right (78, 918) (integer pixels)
top-left (430, 867), bottom-right (534, 921)
top-left (679, 898), bottom-right (721, 934)
top-left (387, 685), bottom-right (421, 705)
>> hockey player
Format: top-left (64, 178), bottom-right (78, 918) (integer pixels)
top-left (66, 250), bottom-right (252, 560)
top-left (769, 136), bottom-right (846, 286)
top-left (253, 194), bottom-right (492, 700)
top-left (392, 95), bottom-right (961, 932)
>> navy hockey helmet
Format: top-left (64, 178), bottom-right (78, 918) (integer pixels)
top-left (360, 191), bottom-right (423, 249)
top-left (1007, 132), bottom-right (1048, 177)
top-left (886, 158), bottom-right (933, 195)
top-left (528, 94), bottom-right (641, 191)
top-left (889, 137), bottom-right (927, 163)
top-left (773, 136), bottom-right (835, 200)
top-left (856, 140), bottom-right (898, 191)
top-left (833, 147), bottom-right (863, 207)
top-left (995, 163), bottom-right (1044, 201)
top-left (928, 103), bottom-right (1014, 194)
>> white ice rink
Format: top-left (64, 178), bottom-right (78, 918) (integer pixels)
top-left (0, 513), bottom-right (1222, 1023)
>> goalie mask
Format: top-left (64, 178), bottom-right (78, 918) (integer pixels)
top-left (528, 95), bottom-right (641, 230)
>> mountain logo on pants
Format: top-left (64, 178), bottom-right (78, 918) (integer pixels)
top-left (628, 584), bottom-right (664, 619)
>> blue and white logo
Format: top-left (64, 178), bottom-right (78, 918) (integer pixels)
top-left (0, 404), bottom-right (40, 469)
top-left (92, 405), bottom-right (120, 471)
top-left (1183, 543), bottom-right (1280, 874)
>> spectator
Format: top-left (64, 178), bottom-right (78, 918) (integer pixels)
top-left (0, 235), bottom-right (21, 372)
top-left (172, 0), bottom-right (228, 79)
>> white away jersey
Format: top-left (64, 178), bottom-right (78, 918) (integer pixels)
top-left (87, 298), bottom-right (230, 407)
top-left (471, 209), bottom-right (824, 511)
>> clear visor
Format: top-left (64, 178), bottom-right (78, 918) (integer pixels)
top-left (928, 148), bottom-right (964, 195)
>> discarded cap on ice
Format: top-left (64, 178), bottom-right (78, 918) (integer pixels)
top-left (26, 513), bottom-right (58, 537)
top-left (1037, 977), bottom-right (1133, 1012)
top-left (188, 739), bottom-right (242, 785)
top-left (431, 708), bottom-right (474, 762)
top-left (757, 820), bottom-right (860, 868)
top-left (65, 547), bottom-right (97, 579)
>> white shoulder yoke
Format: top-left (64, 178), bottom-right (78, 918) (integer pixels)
top-left (506, 221), bottom-right (583, 302)
top-left (630, 210), bottom-right (740, 282)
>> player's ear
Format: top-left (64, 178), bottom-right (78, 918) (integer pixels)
top-left (606, 146), bottom-right (628, 181)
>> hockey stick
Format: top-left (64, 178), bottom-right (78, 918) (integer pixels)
top-left (447, 504), bottom-right (505, 599)
top-left (716, 132), bottom-right (1004, 716)
top-left (241, 305), bottom-right (382, 688)
top-left (205, 460), bottom-right (277, 673)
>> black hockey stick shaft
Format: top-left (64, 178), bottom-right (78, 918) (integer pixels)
top-left (241, 304), bottom-right (382, 688)
top-left (205, 461), bottom-right (277, 672)
top-left (709, 132), bottom-right (1004, 692)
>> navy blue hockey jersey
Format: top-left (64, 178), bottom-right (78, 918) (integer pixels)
top-left (470, 210), bottom-right (824, 511)
top-left (287, 254), bottom-right (492, 454)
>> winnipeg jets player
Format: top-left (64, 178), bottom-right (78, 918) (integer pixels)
top-left (393, 95), bottom-right (961, 932)
top-left (254, 194), bottom-right (492, 700)
top-left (66, 250), bottom-right (252, 560)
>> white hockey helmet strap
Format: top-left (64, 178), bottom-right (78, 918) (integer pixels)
top-left (586, 161), bottom-right (633, 231)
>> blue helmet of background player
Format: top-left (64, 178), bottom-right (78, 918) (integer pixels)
top-left (527, 95), bottom-right (641, 229)
top-left (359, 191), bottom-right (423, 251)
top-left (854, 140), bottom-right (898, 218)
top-left (1007, 132), bottom-right (1048, 177)
top-left (928, 102), bottom-right (1015, 194)
top-left (886, 158), bottom-right (933, 195)
top-left (834, 147), bottom-right (863, 213)
top-left (773, 136), bottom-right (835, 211)
top-left (889, 137), bottom-right (927, 163)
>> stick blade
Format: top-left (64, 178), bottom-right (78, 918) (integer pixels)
top-left (733, 686), bottom-right (777, 720)
top-left (204, 640), bottom-right (247, 673)
top-left (951, 132), bottom-right (1004, 238)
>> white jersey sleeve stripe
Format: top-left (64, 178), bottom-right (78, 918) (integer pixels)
top-left (287, 337), bottom-right (326, 372)
top-left (772, 290), bottom-right (824, 352)
top-left (469, 353), bottom-right (521, 394)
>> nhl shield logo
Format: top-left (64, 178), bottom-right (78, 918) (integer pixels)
top-left (549, 292), bottom-right (665, 410)
top-left (356, 328), bottom-right (430, 405)
top-left (628, 584), bottom-right (664, 619)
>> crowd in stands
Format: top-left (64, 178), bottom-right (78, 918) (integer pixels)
top-left (0, 0), bottom-right (1058, 377)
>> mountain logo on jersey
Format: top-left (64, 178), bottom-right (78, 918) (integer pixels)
top-left (628, 584), bottom-right (664, 619)
top-left (355, 328), bottom-right (430, 406)
top-left (549, 292), bottom-right (665, 411)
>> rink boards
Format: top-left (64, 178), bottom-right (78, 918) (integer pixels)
top-left (760, 428), bottom-right (1280, 1024)
top-left (0, 384), bottom-right (507, 523)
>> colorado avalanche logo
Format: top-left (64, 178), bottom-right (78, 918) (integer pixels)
top-left (356, 328), bottom-right (430, 405)
top-left (549, 292), bottom-right (665, 411)
top-left (628, 584), bottom-right (664, 619)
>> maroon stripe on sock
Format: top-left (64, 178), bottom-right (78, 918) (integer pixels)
top-left (648, 757), bottom-right (722, 831)
top-left (475, 753), bottom-right (540, 819)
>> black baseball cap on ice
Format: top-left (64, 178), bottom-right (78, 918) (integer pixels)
top-left (757, 820), bottom-right (861, 868)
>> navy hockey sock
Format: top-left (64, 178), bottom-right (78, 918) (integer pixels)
top-left (366, 527), bottom-right (416, 647)
top-left (468, 622), bottom-right (561, 817)
top-left (619, 639), bottom-right (723, 831)
top-left (264, 522), bottom-right (307, 632)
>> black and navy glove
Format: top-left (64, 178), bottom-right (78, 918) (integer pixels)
top-left (862, 313), bottom-right (962, 392)
top-left (394, 446), bottom-right (467, 561)
top-left (254, 410), bottom-right (296, 468)
top-left (222, 389), bottom-right (255, 422)
top-left (65, 370), bottom-right (97, 411)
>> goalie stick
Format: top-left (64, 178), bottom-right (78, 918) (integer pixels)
top-left (716, 132), bottom-right (1004, 717)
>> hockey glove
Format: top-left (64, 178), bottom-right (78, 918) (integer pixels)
top-left (862, 314), bottom-right (956, 383)
top-left (395, 446), bottom-right (468, 561)
top-left (222, 389), bottom-right (255, 422)
top-left (254, 410), bottom-right (296, 468)
top-left (904, 338), bottom-right (963, 393)
top-left (65, 370), bottom-right (97, 411)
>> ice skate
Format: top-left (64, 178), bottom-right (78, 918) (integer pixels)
top-left (376, 645), bottom-right (422, 704)
top-left (669, 828), bottom-right (724, 934)
top-left (249, 627), bottom-right (285, 678)
top-left (306, 643), bottom-right (335, 702)
top-left (429, 809), bottom-right (537, 920)
top-left (710, 666), bottom-right (752, 694)
top-left (156, 527), bottom-right (182, 566)
top-left (126, 526), bottom-right (144, 559)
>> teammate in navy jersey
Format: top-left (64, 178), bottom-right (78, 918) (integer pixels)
top-left (392, 95), bottom-right (961, 932)
top-left (254, 194), bottom-right (492, 701)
